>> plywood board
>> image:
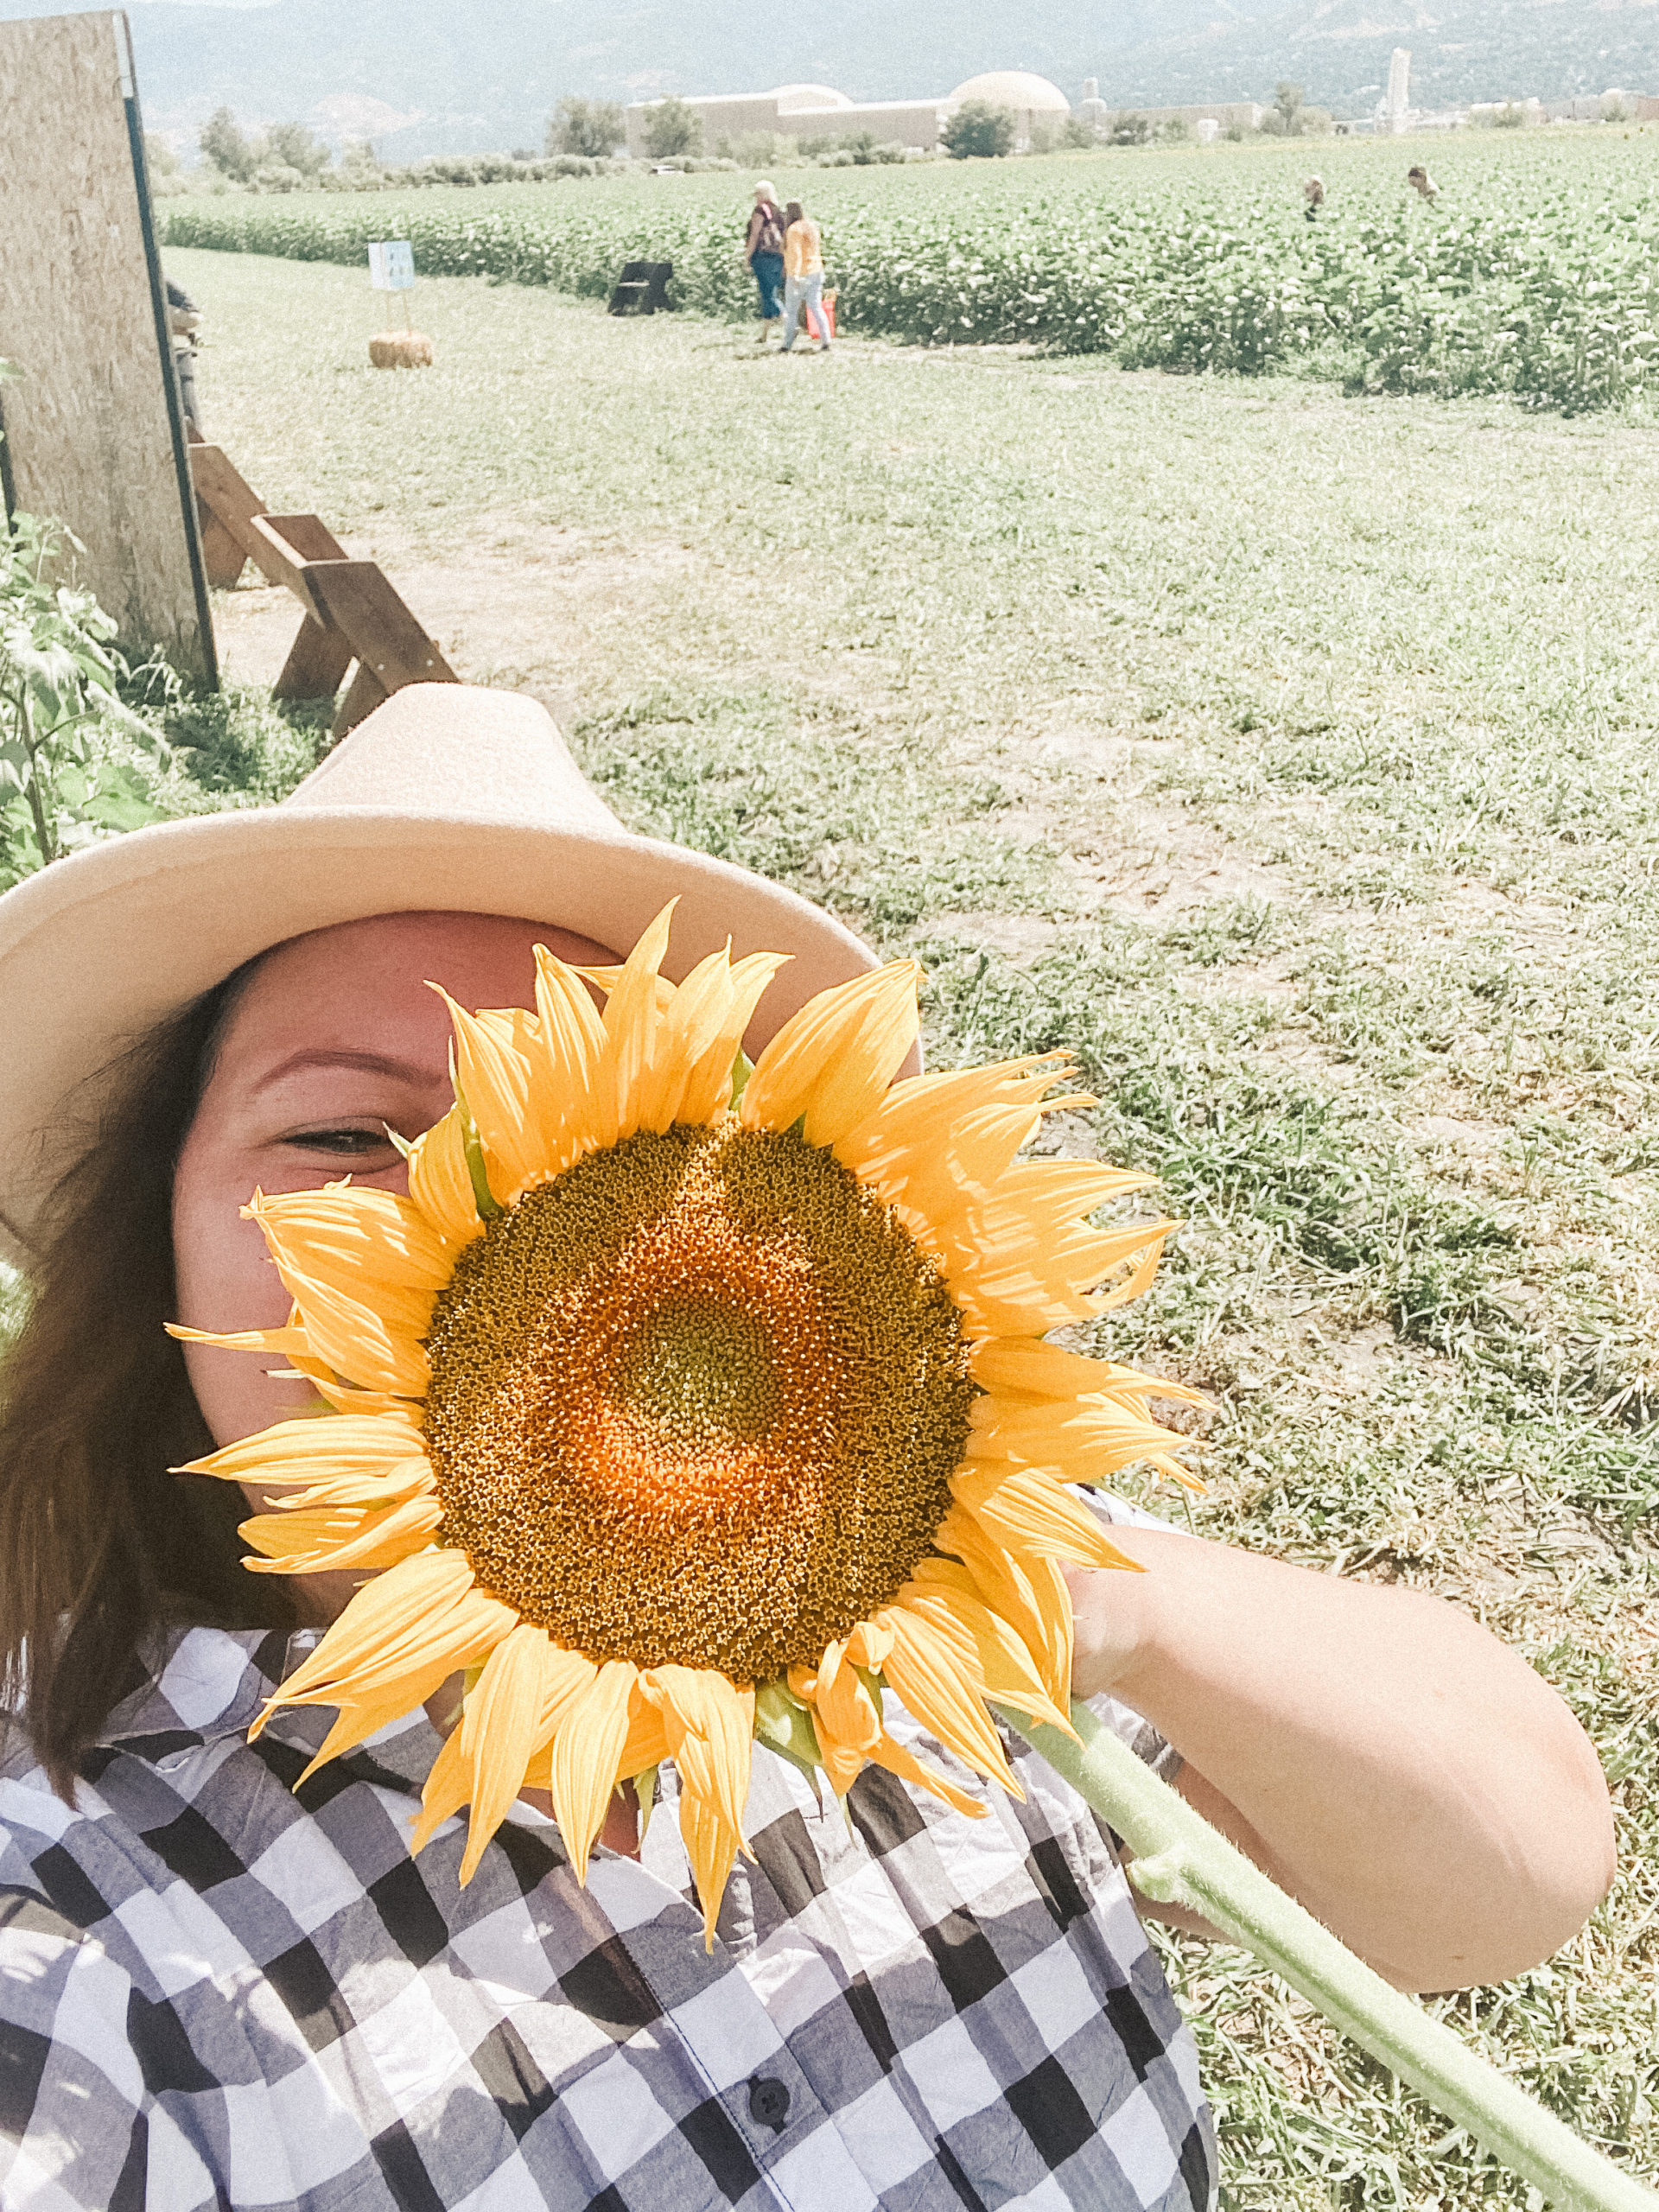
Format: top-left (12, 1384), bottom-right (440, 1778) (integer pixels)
top-left (0, 10), bottom-right (215, 680)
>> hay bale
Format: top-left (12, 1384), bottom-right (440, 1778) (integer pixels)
top-left (369, 332), bottom-right (434, 369)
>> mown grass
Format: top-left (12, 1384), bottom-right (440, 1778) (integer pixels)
top-left (171, 246), bottom-right (1659, 2206)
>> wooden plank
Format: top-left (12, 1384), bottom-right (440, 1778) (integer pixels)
top-left (242, 515), bottom-right (327, 621)
top-left (273, 613), bottom-right (354, 703)
top-left (263, 513), bottom-right (350, 563)
top-left (306, 563), bottom-right (458, 690)
top-left (197, 508), bottom-right (247, 590)
top-left (0, 11), bottom-right (213, 677)
top-left (188, 442), bottom-right (267, 534)
top-left (333, 659), bottom-right (389, 740)
top-left (188, 442), bottom-right (263, 588)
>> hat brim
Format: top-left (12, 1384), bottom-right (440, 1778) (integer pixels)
top-left (0, 803), bottom-right (893, 1262)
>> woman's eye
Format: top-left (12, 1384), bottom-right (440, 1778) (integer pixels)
top-left (286, 1127), bottom-right (401, 1158)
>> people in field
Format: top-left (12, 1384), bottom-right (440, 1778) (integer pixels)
top-left (1303, 175), bottom-right (1325, 220)
top-left (1408, 163), bottom-right (1440, 200)
top-left (743, 178), bottom-right (786, 343)
top-left (781, 196), bottom-right (831, 353)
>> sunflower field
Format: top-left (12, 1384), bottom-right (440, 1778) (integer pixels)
top-left (166, 130), bottom-right (1659, 413)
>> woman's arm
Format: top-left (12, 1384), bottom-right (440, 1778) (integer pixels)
top-left (1067, 1530), bottom-right (1616, 1993)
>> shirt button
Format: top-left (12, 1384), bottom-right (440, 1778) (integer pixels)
top-left (748, 2075), bottom-right (791, 2133)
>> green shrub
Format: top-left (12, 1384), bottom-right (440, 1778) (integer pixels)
top-left (941, 102), bottom-right (1015, 160)
top-left (548, 97), bottom-right (625, 160)
top-left (642, 98), bottom-right (702, 161)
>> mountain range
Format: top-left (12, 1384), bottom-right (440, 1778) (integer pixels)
top-left (3, 0), bottom-right (1655, 155)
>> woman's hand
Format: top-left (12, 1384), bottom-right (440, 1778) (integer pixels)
top-left (1067, 1530), bottom-right (1615, 1993)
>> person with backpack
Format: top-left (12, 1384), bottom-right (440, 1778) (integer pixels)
top-left (781, 196), bottom-right (830, 353)
top-left (743, 179), bottom-right (786, 343)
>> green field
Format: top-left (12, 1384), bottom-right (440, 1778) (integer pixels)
top-left (157, 237), bottom-right (1659, 2209)
top-left (168, 130), bottom-right (1659, 411)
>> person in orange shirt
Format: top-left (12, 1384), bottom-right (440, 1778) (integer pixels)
top-left (781, 197), bottom-right (830, 353)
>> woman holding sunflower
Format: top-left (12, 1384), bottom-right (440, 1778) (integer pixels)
top-left (0, 686), bottom-right (1612, 2212)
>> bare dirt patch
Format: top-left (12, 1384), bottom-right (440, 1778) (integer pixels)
top-left (212, 517), bottom-right (711, 731)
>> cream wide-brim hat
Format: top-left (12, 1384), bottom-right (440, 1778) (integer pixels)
top-left (0, 683), bottom-right (899, 1265)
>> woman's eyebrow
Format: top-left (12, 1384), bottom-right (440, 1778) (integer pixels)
top-left (255, 1047), bottom-right (437, 1092)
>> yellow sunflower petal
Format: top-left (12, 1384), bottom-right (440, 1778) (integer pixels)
top-left (936, 1509), bottom-right (1074, 1713)
top-left (261, 1550), bottom-right (514, 1720)
top-left (517, 1645), bottom-right (605, 1792)
top-left (867, 1730), bottom-right (988, 1821)
top-left (238, 1456), bottom-right (434, 1516)
top-left (677, 1786), bottom-right (744, 1952)
top-left (410, 1723), bottom-right (474, 1854)
top-left (549, 1659), bottom-right (637, 1885)
top-left (592, 903), bottom-right (677, 1147)
top-left (456, 1626), bottom-right (557, 1885)
top-left (177, 1410), bottom-right (427, 1486)
top-left (644, 1667), bottom-right (755, 1943)
top-left (675, 951), bottom-right (790, 1125)
top-left (741, 962), bottom-right (921, 1146)
top-left (434, 993), bottom-right (544, 1206)
top-left (238, 1488), bottom-right (442, 1575)
top-left (951, 1465), bottom-right (1143, 1575)
top-left (968, 1395), bottom-right (1199, 1489)
top-left (615, 1695), bottom-right (672, 1779)
top-left (405, 1106), bottom-right (486, 1249)
top-left (167, 1319), bottom-right (313, 1362)
top-left (645, 1666), bottom-right (754, 1847)
top-left (894, 1563), bottom-right (1073, 1735)
top-left (800, 1642), bottom-right (882, 1798)
top-left (969, 1338), bottom-right (1207, 1412)
top-left (296, 1688), bottom-right (424, 1788)
top-left (874, 1603), bottom-right (1021, 1797)
top-left (637, 946), bottom-right (790, 1133)
top-left (527, 944), bottom-right (608, 1166)
top-left (245, 1185), bottom-right (450, 1397)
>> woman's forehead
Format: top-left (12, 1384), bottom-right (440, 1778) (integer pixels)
top-left (216, 912), bottom-right (618, 1067)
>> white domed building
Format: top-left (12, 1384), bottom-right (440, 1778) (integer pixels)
top-left (626, 68), bottom-right (1073, 157)
top-left (772, 85), bottom-right (854, 115)
top-left (946, 72), bottom-right (1071, 148)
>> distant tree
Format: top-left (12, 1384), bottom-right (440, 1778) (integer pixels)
top-left (641, 97), bottom-right (702, 160)
top-left (261, 120), bottom-right (329, 176)
top-left (1062, 113), bottom-right (1096, 149)
top-left (144, 131), bottom-right (179, 176)
top-left (1110, 112), bottom-right (1151, 145)
top-left (199, 105), bottom-right (256, 181)
top-left (1262, 81), bottom-right (1307, 137)
top-left (941, 99), bottom-right (1015, 158)
top-left (548, 96), bottom-right (626, 158)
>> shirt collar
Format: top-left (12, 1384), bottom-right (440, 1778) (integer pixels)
top-left (98, 1624), bottom-right (439, 1793)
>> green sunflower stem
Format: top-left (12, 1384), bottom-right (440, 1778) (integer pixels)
top-left (996, 1700), bottom-right (1656, 2212)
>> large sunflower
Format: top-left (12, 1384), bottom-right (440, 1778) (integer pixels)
top-left (179, 905), bottom-right (1199, 1942)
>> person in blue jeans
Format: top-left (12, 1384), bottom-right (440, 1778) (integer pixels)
top-left (743, 179), bottom-right (786, 343)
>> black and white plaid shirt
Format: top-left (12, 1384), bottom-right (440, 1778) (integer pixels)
top-left (0, 1542), bottom-right (1216, 2210)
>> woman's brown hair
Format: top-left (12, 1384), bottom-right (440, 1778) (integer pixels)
top-left (0, 982), bottom-right (296, 1797)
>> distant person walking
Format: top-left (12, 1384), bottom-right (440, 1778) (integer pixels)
top-left (743, 180), bottom-right (786, 344)
top-left (1408, 163), bottom-right (1439, 201)
top-left (781, 198), bottom-right (830, 353)
top-left (1302, 175), bottom-right (1325, 221)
